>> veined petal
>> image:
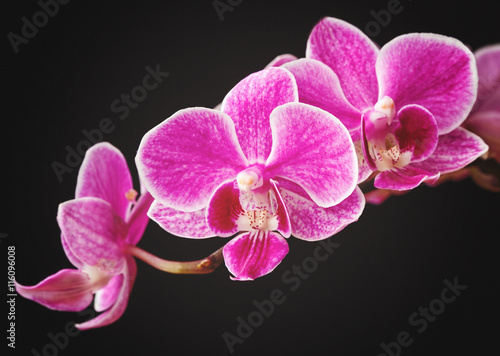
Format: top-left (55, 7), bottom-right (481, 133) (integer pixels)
top-left (374, 166), bottom-right (440, 190)
top-left (57, 198), bottom-right (128, 275)
top-left (15, 269), bottom-right (94, 311)
top-left (148, 200), bottom-right (214, 239)
top-left (124, 191), bottom-right (154, 246)
top-left (75, 142), bottom-right (133, 220)
top-left (265, 53), bottom-right (298, 68)
top-left (395, 105), bottom-right (439, 162)
top-left (265, 102), bottom-right (358, 207)
top-left (76, 256), bottom-right (137, 330)
top-left (221, 67), bottom-right (298, 163)
top-left (306, 17), bottom-right (379, 110)
top-left (61, 233), bottom-right (83, 269)
top-left (277, 178), bottom-right (364, 241)
top-left (206, 180), bottom-right (244, 237)
top-left (136, 107), bottom-right (248, 212)
top-left (282, 58), bottom-right (361, 130)
top-left (411, 127), bottom-right (489, 174)
top-left (223, 231), bottom-right (289, 281)
top-left (475, 44), bottom-right (500, 112)
top-left (463, 111), bottom-right (500, 163)
top-left (377, 33), bottom-right (477, 135)
top-left (94, 274), bottom-right (123, 312)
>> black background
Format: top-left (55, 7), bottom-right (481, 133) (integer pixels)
top-left (3, 0), bottom-right (499, 355)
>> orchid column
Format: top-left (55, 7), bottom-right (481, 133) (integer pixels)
top-left (136, 67), bottom-right (365, 281)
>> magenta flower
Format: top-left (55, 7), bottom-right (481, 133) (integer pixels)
top-left (16, 143), bottom-right (153, 329)
top-left (283, 17), bottom-right (488, 190)
top-left (463, 44), bottom-right (500, 163)
top-left (136, 67), bottom-right (364, 280)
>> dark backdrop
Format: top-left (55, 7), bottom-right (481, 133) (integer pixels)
top-left (3, 1), bottom-right (499, 355)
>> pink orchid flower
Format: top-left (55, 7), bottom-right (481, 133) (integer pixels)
top-left (16, 142), bottom-right (153, 329)
top-left (463, 44), bottom-right (500, 163)
top-left (136, 67), bottom-right (364, 281)
top-left (283, 17), bottom-right (488, 190)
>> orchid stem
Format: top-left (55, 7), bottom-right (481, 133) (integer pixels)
top-left (124, 245), bottom-right (224, 274)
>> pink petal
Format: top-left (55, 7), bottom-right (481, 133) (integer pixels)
top-left (148, 199), bottom-right (214, 239)
top-left (411, 127), bottom-right (489, 174)
top-left (374, 166), bottom-right (440, 190)
top-left (265, 102), bottom-right (358, 207)
top-left (61, 233), bottom-right (83, 269)
top-left (136, 107), bottom-right (248, 212)
top-left (94, 274), bottom-right (123, 312)
top-left (282, 58), bottom-right (362, 130)
top-left (221, 67), bottom-right (298, 163)
top-left (265, 53), bottom-right (298, 68)
top-left (124, 191), bottom-right (154, 246)
top-left (206, 180), bottom-right (244, 237)
top-left (377, 33), bottom-right (477, 135)
top-left (475, 44), bottom-right (500, 112)
top-left (223, 231), bottom-right (289, 281)
top-left (395, 105), bottom-right (439, 162)
top-left (16, 269), bottom-right (94, 311)
top-left (463, 111), bottom-right (500, 163)
top-left (277, 178), bottom-right (365, 241)
top-left (306, 17), bottom-right (379, 110)
top-left (75, 142), bottom-right (133, 220)
top-left (57, 198), bottom-right (128, 274)
top-left (76, 256), bottom-right (137, 330)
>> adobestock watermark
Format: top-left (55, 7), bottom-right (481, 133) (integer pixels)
top-left (212, 0), bottom-right (243, 22)
top-left (222, 239), bottom-right (340, 354)
top-left (364, 0), bottom-right (413, 38)
top-left (376, 277), bottom-right (468, 356)
top-left (7, 0), bottom-right (71, 54)
top-left (51, 64), bottom-right (169, 183)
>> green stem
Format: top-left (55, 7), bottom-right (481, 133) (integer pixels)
top-left (124, 245), bottom-right (224, 274)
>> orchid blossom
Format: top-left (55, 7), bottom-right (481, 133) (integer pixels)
top-left (283, 17), bottom-right (488, 190)
top-left (136, 67), bottom-right (364, 281)
top-left (16, 143), bottom-right (153, 329)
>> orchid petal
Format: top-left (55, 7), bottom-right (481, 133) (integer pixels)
top-left (265, 53), bottom-right (298, 68)
top-left (463, 111), bottom-right (500, 163)
top-left (282, 58), bottom-right (361, 130)
top-left (57, 198), bottom-right (128, 275)
top-left (148, 200), bottom-right (214, 239)
top-left (223, 231), bottom-right (289, 281)
top-left (124, 191), bottom-right (154, 246)
top-left (265, 102), bottom-right (358, 207)
top-left (136, 107), bottom-right (248, 212)
top-left (76, 256), bottom-right (136, 330)
top-left (61, 233), bottom-right (83, 269)
top-left (94, 274), bottom-right (123, 312)
top-left (277, 178), bottom-right (365, 241)
top-left (306, 17), bottom-right (379, 110)
top-left (15, 269), bottom-right (94, 311)
top-left (395, 105), bottom-right (439, 162)
top-left (206, 180), bottom-right (244, 237)
top-left (411, 127), bottom-right (488, 174)
top-left (475, 44), bottom-right (500, 112)
top-left (374, 166), bottom-right (440, 190)
top-left (221, 67), bottom-right (298, 163)
top-left (377, 33), bottom-right (477, 135)
top-left (75, 142), bottom-right (133, 220)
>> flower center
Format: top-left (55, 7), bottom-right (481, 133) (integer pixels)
top-left (235, 166), bottom-right (279, 232)
top-left (363, 96), bottom-right (411, 171)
